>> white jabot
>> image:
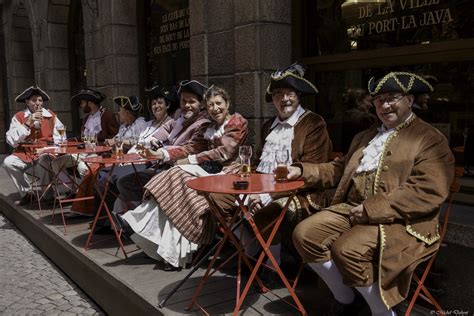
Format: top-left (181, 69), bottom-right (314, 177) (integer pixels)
top-left (83, 109), bottom-right (102, 136)
top-left (356, 113), bottom-right (414, 173)
top-left (256, 105), bottom-right (304, 174)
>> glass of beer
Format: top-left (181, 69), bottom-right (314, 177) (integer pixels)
top-left (57, 124), bottom-right (66, 146)
top-left (239, 145), bottom-right (252, 177)
top-left (115, 136), bottom-right (124, 159)
top-left (274, 149), bottom-right (289, 182)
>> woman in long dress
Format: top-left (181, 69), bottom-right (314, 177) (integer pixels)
top-left (122, 86), bottom-right (248, 269)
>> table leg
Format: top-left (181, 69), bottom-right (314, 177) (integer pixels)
top-left (234, 192), bottom-right (307, 315)
top-left (83, 164), bottom-right (128, 259)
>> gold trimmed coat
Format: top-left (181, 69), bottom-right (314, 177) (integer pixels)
top-left (296, 115), bottom-right (454, 308)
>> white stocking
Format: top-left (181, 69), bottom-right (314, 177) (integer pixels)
top-left (309, 260), bottom-right (355, 304)
top-left (355, 282), bottom-right (396, 316)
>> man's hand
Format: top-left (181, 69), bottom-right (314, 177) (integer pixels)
top-left (176, 157), bottom-right (190, 165)
top-left (349, 204), bottom-right (369, 224)
top-left (26, 111), bottom-right (42, 127)
top-left (287, 165), bottom-right (302, 180)
top-left (248, 194), bottom-right (262, 213)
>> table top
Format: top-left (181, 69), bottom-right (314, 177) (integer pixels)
top-left (82, 153), bottom-right (153, 164)
top-left (41, 145), bottom-right (112, 155)
top-left (20, 140), bottom-right (83, 148)
top-left (186, 173), bottom-right (304, 195)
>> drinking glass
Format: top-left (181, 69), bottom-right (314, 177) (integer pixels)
top-left (239, 145), bottom-right (252, 178)
top-left (89, 133), bottom-right (97, 150)
top-left (115, 135), bottom-right (124, 159)
top-left (57, 124), bottom-right (66, 146)
top-left (274, 149), bottom-right (289, 182)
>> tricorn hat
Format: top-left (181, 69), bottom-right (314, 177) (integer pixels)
top-left (368, 72), bottom-right (434, 96)
top-left (145, 85), bottom-right (178, 105)
top-left (15, 85), bottom-right (50, 102)
top-left (265, 62), bottom-right (318, 102)
top-left (71, 89), bottom-right (106, 104)
top-left (177, 80), bottom-right (207, 101)
top-left (113, 95), bottom-right (143, 116)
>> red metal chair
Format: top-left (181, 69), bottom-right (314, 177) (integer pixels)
top-left (404, 167), bottom-right (463, 315)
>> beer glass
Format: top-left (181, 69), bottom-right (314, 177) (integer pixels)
top-left (115, 136), bottom-right (124, 159)
top-left (239, 145), bottom-right (252, 177)
top-left (274, 149), bottom-right (289, 182)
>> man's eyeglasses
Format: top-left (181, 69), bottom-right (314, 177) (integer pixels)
top-left (272, 91), bottom-right (297, 100)
top-left (372, 94), bottom-right (406, 107)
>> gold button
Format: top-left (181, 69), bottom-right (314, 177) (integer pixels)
top-left (382, 165), bottom-right (389, 171)
top-left (387, 150), bottom-right (392, 156)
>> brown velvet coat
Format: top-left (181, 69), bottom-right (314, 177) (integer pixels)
top-left (297, 115), bottom-right (454, 308)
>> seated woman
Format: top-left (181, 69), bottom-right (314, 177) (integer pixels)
top-left (121, 85), bottom-right (248, 270)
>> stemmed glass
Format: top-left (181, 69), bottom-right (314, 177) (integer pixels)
top-left (57, 124), bottom-right (66, 146)
top-left (239, 145), bottom-right (252, 178)
top-left (274, 149), bottom-right (289, 182)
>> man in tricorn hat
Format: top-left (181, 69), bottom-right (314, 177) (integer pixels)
top-left (50, 89), bottom-right (119, 180)
top-left (213, 63), bottom-right (332, 271)
top-left (4, 86), bottom-right (65, 205)
top-left (289, 72), bottom-right (454, 315)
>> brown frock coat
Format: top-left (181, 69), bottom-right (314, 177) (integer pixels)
top-left (295, 115), bottom-right (454, 308)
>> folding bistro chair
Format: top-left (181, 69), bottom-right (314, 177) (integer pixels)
top-left (404, 166), bottom-right (463, 315)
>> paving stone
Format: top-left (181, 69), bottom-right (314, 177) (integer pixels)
top-left (0, 215), bottom-right (102, 315)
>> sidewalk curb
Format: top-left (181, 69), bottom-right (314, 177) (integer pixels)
top-left (0, 193), bottom-right (163, 316)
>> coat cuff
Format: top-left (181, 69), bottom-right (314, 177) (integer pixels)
top-left (363, 194), bottom-right (395, 224)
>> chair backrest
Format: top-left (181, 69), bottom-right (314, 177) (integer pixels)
top-left (438, 166), bottom-right (463, 241)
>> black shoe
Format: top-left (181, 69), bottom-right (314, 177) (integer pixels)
top-left (15, 193), bottom-right (33, 206)
top-left (163, 262), bottom-right (182, 272)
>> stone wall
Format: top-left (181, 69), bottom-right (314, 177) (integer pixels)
top-left (189, 0), bottom-right (292, 148)
top-left (82, 0), bottom-right (140, 112)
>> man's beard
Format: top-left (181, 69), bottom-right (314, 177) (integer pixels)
top-left (83, 104), bottom-right (91, 113)
top-left (183, 110), bottom-right (196, 120)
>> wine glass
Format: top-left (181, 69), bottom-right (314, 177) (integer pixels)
top-left (274, 149), bottom-right (289, 182)
top-left (239, 145), bottom-right (252, 177)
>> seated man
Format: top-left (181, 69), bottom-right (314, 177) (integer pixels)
top-left (290, 72), bottom-right (454, 315)
top-left (116, 79), bottom-right (211, 204)
top-left (4, 86), bottom-right (65, 205)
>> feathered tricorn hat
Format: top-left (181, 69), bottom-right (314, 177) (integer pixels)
top-left (368, 72), bottom-right (434, 96)
top-left (265, 62), bottom-right (319, 102)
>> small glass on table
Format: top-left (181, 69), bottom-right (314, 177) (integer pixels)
top-left (57, 124), bottom-right (66, 146)
top-left (239, 145), bottom-right (252, 178)
top-left (274, 149), bottom-right (289, 182)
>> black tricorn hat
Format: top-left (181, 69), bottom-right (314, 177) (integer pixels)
top-left (145, 85), bottom-right (177, 104)
top-left (265, 63), bottom-right (318, 102)
top-left (15, 85), bottom-right (50, 102)
top-left (368, 72), bottom-right (434, 96)
top-left (177, 80), bottom-right (207, 101)
top-left (113, 95), bottom-right (143, 115)
top-left (71, 89), bottom-right (106, 104)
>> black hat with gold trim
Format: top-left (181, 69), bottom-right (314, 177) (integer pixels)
top-left (265, 62), bottom-right (318, 102)
top-left (113, 95), bottom-right (143, 116)
top-left (15, 85), bottom-right (50, 102)
top-left (71, 89), bottom-right (106, 104)
top-left (146, 85), bottom-right (177, 104)
top-left (368, 72), bottom-right (434, 96)
top-left (177, 80), bottom-right (207, 101)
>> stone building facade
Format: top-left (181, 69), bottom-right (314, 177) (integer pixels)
top-left (0, 0), bottom-right (292, 153)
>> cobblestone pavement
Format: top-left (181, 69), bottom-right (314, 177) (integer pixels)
top-left (0, 214), bottom-right (104, 315)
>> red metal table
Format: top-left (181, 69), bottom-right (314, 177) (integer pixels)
top-left (186, 173), bottom-right (306, 315)
top-left (41, 145), bottom-right (112, 232)
top-left (82, 153), bottom-right (153, 258)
